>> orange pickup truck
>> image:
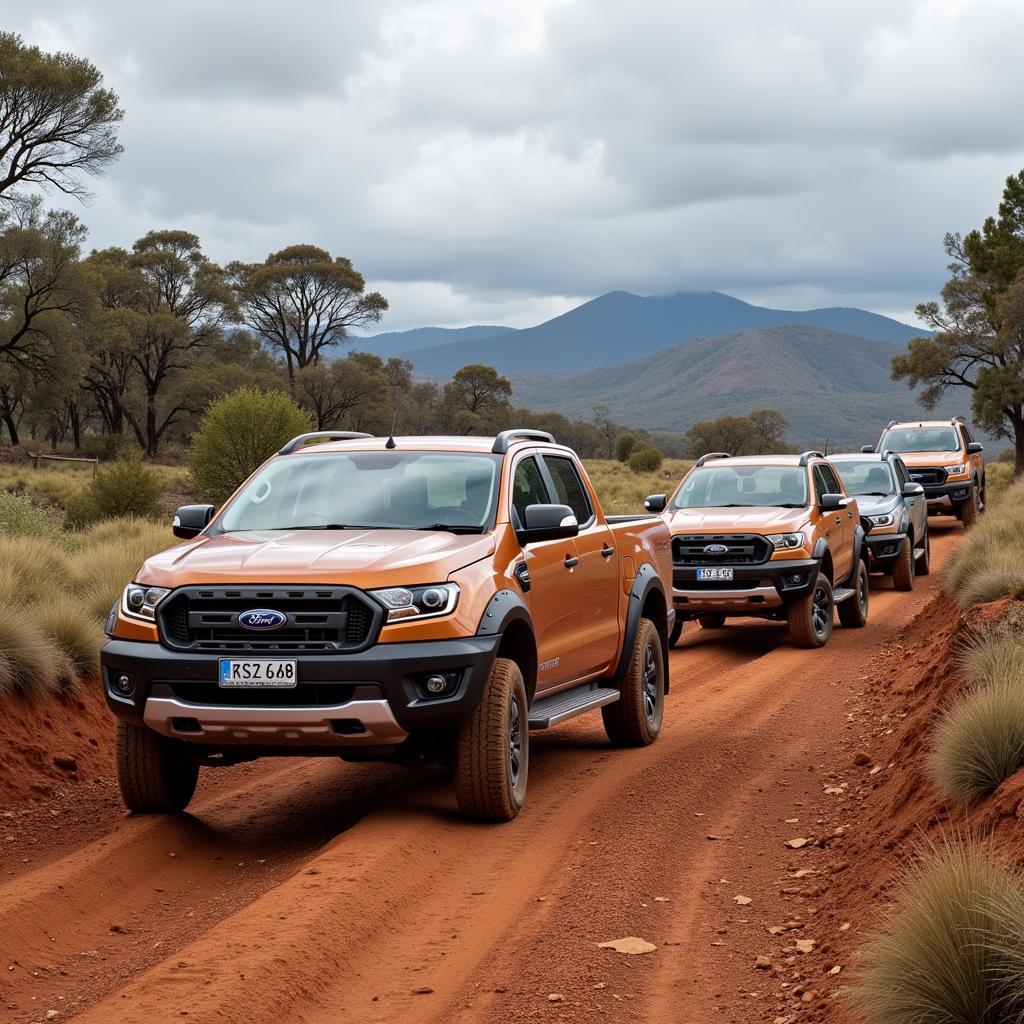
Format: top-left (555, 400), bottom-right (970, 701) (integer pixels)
top-left (101, 429), bottom-right (673, 822)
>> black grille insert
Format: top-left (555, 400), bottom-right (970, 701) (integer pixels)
top-left (907, 466), bottom-right (948, 486)
top-left (157, 586), bottom-right (382, 653)
top-left (673, 534), bottom-right (771, 566)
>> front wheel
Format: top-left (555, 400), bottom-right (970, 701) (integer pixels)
top-left (454, 657), bottom-right (529, 822)
top-left (891, 536), bottom-right (915, 591)
top-left (837, 559), bottom-right (869, 627)
top-left (115, 720), bottom-right (199, 814)
top-left (602, 618), bottom-right (665, 746)
top-left (959, 487), bottom-right (979, 527)
top-left (787, 573), bottom-right (834, 648)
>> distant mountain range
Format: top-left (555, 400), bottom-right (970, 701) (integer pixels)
top-left (355, 290), bottom-right (927, 376)
top-left (512, 325), bottom-right (965, 449)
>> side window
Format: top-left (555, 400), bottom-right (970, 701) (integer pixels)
top-left (543, 456), bottom-right (594, 525)
top-left (893, 459), bottom-right (909, 489)
top-left (961, 425), bottom-right (975, 447)
top-left (821, 464), bottom-right (843, 494)
top-left (511, 457), bottom-right (550, 527)
top-left (812, 466), bottom-right (829, 504)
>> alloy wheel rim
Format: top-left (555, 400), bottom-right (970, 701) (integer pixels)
top-left (642, 643), bottom-right (659, 722)
top-left (508, 694), bottom-right (523, 787)
top-left (859, 564), bottom-right (869, 615)
top-left (812, 584), bottom-right (830, 635)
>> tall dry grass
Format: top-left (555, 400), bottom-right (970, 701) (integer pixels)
top-left (583, 458), bottom-right (692, 515)
top-left (851, 839), bottom-right (1024, 1024)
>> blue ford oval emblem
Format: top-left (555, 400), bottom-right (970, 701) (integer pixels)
top-left (704, 543), bottom-right (729, 555)
top-left (238, 608), bottom-right (287, 631)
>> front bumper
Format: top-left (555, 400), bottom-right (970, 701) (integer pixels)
top-left (922, 480), bottom-right (973, 513)
top-left (101, 634), bottom-right (501, 750)
top-left (864, 532), bottom-right (907, 569)
top-left (671, 557), bottom-right (819, 617)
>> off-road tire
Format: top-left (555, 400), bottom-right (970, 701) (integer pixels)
top-left (892, 537), bottom-right (915, 591)
top-left (454, 657), bottom-right (528, 822)
top-left (668, 619), bottom-right (683, 648)
top-left (115, 720), bottom-right (199, 814)
top-left (697, 613), bottom-right (726, 629)
top-left (602, 617), bottom-right (665, 747)
top-left (787, 573), bottom-right (834, 649)
top-left (837, 559), bottom-right (870, 627)
top-left (916, 528), bottom-right (931, 576)
top-left (960, 487), bottom-right (978, 528)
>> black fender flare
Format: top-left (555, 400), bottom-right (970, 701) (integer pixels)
top-left (476, 588), bottom-right (539, 701)
top-left (476, 587), bottom-right (533, 639)
top-left (612, 563), bottom-right (670, 690)
top-left (853, 524), bottom-right (867, 569)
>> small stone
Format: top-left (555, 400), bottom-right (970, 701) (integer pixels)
top-left (548, 993), bottom-right (564, 1002)
top-left (785, 838), bottom-right (809, 849)
top-left (593, 982), bottom-right (607, 990)
top-left (829, 965), bottom-right (842, 976)
top-left (795, 939), bottom-right (815, 954)
top-left (109, 924), bottom-right (127, 934)
top-left (413, 986), bottom-right (434, 995)
top-left (598, 936), bottom-right (657, 955)
top-left (754, 956), bottom-right (772, 970)
top-left (52, 755), bottom-right (77, 772)
top-left (734, 895), bottom-right (752, 906)
top-left (853, 752), bottom-right (871, 766)
top-left (46, 1012), bottom-right (60, 1020)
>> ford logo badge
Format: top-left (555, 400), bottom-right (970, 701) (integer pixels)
top-left (238, 608), bottom-right (287, 631)
top-left (703, 543), bottom-right (730, 555)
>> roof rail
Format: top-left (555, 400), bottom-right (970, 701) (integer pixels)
top-left (492, 428), bottom-right (555, 454)
top-left (950, 416), bottom-right (964, 425)
top-left (886, 420), bottom-right (898, 429)
top-left (798, 450), bottom-right (825, 466)
top-left (278, 431), bottom-right (373, 455)
top-left (694, 452), bottom-right (731, 468)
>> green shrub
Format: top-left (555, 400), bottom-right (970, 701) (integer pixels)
top-left (0, 490), bottom-right (61, 539)
top-left (0, 605), bottom-right (62, 702)
top-left (628, 445), bottom-right (663, 474)
top-left (850, 839), bottom-right (1024, 1024)
top-left (80, 433), bottom-right (137, 461)
top-left (615, 433), bottom-right (638, 462)
top-left (188, 387), bottom-right (310, 505)
top-left (64, 454), bottom-right (163, 529)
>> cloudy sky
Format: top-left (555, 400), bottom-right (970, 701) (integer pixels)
top-left (10, 1), bottom-right (1024, 331)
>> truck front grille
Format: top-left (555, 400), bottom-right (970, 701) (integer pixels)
top-left (673, 534), bottom-right (771, 566)
top-left (907, 467), bottom-right (948, 486)
top-left (157, 586), bottom-right (382, 653)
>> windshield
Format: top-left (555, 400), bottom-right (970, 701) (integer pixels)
top-left (672, 465), bottom-right (808, 509)
top-left (880, 427), bottom-right (959, 453)
top-left (832, 459), bottom-right (896, 497)
top-left (216, 451), bottom-right (501, 534)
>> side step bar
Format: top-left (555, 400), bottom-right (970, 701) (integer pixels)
top-left (528, 682), bottom-right (620, 729)
top-left (832, 586), bottom-right (855, 603)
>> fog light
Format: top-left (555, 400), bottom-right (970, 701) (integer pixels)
top-left (113, 672), bottom-right (134, 696)
top-left (418, 671), bottom-right (459, 699)
top-left (788, 574), bottom-right (804, 585)
top-left (425, 674), bottom-right (448, 694)
top-left (882, 543), bottom-right (895, 555)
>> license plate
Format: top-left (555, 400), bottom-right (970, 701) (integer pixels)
top-left (697, 566), bottom-right (734, 581)
top-left (218, 659), bottom-right (297, 688)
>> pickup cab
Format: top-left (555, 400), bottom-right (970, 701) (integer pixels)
top-left (101, 429), bottom-right (673, 822)
top-left (646, 451), bottom-right (871, 649)
top-left (864, 418), bottom-right (985, 526)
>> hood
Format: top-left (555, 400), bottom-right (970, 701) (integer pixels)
top-left (667, 506), bottom-right (809, 533)
top-left (898, 451), bottom-right (963, 468)
top-left (136, 529), bottom-right (495, 589)
top-left (851, 494), bottom-right (900, 517)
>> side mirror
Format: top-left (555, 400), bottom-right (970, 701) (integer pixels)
top-left (902, 482), bottom-right (925, 498)
top-left (819, 493), bottom-right (848, 512)
top-left (173, 504), bottom-right (215, 539)
top-left (967, 442), bottom-right (984, 455)
top-left (517, 503), bottom-right (578, 544)
top-left (861, 444), bottom-right (875, 454)
top-left (644, 493), bottom-right (667, 513)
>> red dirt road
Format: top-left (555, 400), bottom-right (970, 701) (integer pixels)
top-left (0, 523), bottom-right (961, 1024)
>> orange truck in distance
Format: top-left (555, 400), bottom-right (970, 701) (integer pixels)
top-left (862, 417), bottom-right (986, 525)
top-left (101, 429), bottom-right (673, 822)
top-left (645, 452), bottom-right (871, 649)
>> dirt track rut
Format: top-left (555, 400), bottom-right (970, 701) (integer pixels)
top-left (0, 523), bottom-right (960, 1023)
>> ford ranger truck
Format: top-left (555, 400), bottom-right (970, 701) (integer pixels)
top-left (831, 451), bottom-right (929, 590)
top-left (101, 429), bottom-right (673, 822)
top-left (644, 452), bottom-right (870, 649)
top-left (863, 418), bottom-right (985, 526)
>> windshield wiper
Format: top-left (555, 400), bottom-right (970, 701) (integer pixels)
top-left (857, 491), bottom-right (891, 497)
top-left (419, 523), bottom-right (485, 534)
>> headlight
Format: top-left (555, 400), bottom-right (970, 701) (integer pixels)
top-left (121, 583), bottom-right (171, 622)
top-left (946, 463), bottom-right (967, 475)
top-left (370, 583), bottom-right (460, 622)
top-left (868, 512), bottom-right (896, 527)
top-left (766, 533), bottom-right (806, 550)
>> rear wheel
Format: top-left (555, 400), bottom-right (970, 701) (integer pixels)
top-left (787, 573), bottom-right (834, 648)
top-left (602, 618), bottom-right (664, 746)
top-left (837, 559), bottom-right (869, 627)
top-left (892, 536), bottom-right (915, 591)
top-left (697, 613), bottom-right (726, 629)
top-left (454, 657), bottom-right (528, 822)
top-left (916, 528), bottom-right (931, 577)
top-left (115, 720), bottom-right (199, 814)
top-left (668, 619), bottom-right (683, 648)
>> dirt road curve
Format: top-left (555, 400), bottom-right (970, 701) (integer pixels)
top-left (0, 523), bottom-right (960, 1024)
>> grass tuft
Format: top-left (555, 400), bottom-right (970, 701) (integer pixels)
top-left (0, 605), bottom-right (63, 702)
top-left (33, 594), bottom-right (104, 690)
top-left (850, 839), bottom-right (1024, 1024)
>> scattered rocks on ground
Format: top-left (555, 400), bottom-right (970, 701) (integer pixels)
top-left (598, 936), bottom-right (658, 954)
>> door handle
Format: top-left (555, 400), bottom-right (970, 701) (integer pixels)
top-left (847, 511), bottom-right (854, 519)
top-left (601, 545), bottom-right (615, 557)
top-left (564, 555), bottom-right (579, 569)
top-left (835, 516), bottom-right (842, 524)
